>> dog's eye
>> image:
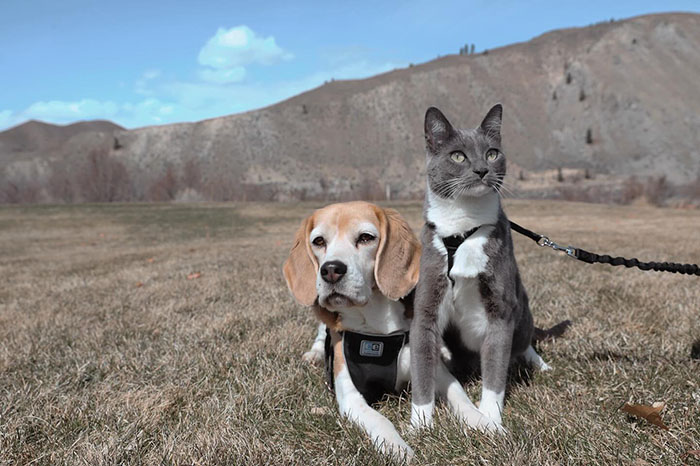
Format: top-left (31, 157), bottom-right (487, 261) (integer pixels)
top-left (450, 151), bottom-right (466, 163)
top-left (486, 148), bottom-right (499, 161)
top-left (312, 237), bottom-right (326, 247)
top-left (357, 233), bottom-right (376, 245)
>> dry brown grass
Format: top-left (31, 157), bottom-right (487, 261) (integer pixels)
top-left (1, 200), bottom-right (699, 465)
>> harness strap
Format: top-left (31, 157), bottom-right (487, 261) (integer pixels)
top-left (427, 222), bottom-right (480, 284)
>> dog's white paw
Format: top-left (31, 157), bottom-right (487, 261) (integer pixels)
top-left (379, 439), bottom-right (414, 463)
top-left (302, 349), bottom-right (324, 366)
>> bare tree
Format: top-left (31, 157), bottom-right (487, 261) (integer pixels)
top-left (181, 158), bottom-right (202, 190)
top-left (620, 176), bottom-right (644, 204)
top-left (47, 165), bottom-right (75, 203)
top-left (148, 166), bottom-right (179, 201)
top-left (203, 174), bottom-right (239, 201)
top-left (75, 148), bottom-right (132, 202)
top-left (0, 169), bottom-right (43, 204)
top-left (645, 175), bottom-right (671, 206)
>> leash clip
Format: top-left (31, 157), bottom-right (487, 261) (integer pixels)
top-left (537, 236), bottom-right (577, 258)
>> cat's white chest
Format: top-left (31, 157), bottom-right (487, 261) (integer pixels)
top-left (449, 230), bottom-right (491, 279)
top-left (449, 228), bottom-right (493, 352)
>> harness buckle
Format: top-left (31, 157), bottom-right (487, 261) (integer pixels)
top-left (537, 236), bottom-right (577, 258)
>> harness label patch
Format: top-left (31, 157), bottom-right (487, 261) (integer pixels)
top-left (359, 340), bottom-right (384, 357)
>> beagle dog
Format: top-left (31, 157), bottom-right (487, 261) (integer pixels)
top-left (284, 202), bottom-right (498, 460)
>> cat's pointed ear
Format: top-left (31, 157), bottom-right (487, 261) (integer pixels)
top-left (480, 103), bottom-right (503, 140)
top-left (425, 107), bottom-right (455, 152)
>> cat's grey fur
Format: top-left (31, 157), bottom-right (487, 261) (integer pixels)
top-left (410, 104), bottom-right (550, 431)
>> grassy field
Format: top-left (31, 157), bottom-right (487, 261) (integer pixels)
top-left (1, 200), bottom-right (698, 465)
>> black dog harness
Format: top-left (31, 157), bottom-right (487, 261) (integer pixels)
top-left (324, 329), bottom-right (409, 405)
top-left (428, 222), bottom-right (480, 284)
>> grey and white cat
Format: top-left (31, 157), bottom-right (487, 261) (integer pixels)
top-left (410, 104), bottom-right (551, 431)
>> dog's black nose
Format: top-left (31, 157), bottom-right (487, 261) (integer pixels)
top-left (473, 168), bottom-right (489, 179)
top-left (320, 260), bottom-right (347, 284)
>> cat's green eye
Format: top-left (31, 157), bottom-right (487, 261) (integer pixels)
top-left (450, 151), bottom-right (466, 163)
top-left (486, 149), bottom-right (499, 161)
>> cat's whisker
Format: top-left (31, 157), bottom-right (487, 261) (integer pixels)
top-left (491, 182), bottom-right (508, 199)
top-left (499, 180), bottom-right (519, 192)
top-left (493, 186), bottom-right (510, 199)
top-left (502, 183), bottom-right (520, 197)
top-left (493, 178), bottom-right (518, 197)
top-left (434, 182), bottom-right (459, 197)
top-left (495, 180), bottom-right (514, 193)
top-left (495, 182), bottom-right (518, 199)
top-left (454, 183), bottom-right (473, 198)
top-left (433, 178), bottom-right (468, 198)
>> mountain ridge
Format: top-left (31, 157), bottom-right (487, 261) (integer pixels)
top-left (2, 12), bottom-right (699, 202)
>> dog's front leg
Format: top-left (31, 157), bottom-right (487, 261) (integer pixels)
top-left (329, 331), bottom-right (413, 461)
top-left (478, 319), bottom-right (513, 431)
top-left (302, 323), bottom-right (326, 365)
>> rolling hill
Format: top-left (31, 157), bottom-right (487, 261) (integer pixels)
top-left (1, 12), bottom-right (699, 202)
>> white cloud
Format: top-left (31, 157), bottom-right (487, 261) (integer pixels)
top-left (0, 46), bottom-right (406, 131)
top-left (197, 25), bottom-right (293, 69)
top-left (142, 69), bottom-right (161, 80)
top-left (24, 99), bottom-right (120, 121)
top-left (197, 66), bottom-right (246, 84)
top-left (0, 98), bottom-right (182, 130)
top-left (121, 98), bottom-right (177, 123)
top-left (154, 59), bottom-right (405, 121)
top-left (0, 110), bottom-right (16, 129)
top-left (135, 69), bottom-right (163, 96)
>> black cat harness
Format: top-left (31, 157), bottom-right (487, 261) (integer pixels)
top-left (324, 328), bottom-right (409, 405)
top-left (427, 221), bottom-right (481, 284)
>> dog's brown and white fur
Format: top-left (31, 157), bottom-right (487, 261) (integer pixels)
top-left (284, 202), bottom-right (497, 459)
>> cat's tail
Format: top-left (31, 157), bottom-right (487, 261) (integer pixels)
top-left (533, 320), bottom-right (572, 343)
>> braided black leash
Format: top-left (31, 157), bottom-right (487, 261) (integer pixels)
top-left (510, 221), bottom-right (700, 276)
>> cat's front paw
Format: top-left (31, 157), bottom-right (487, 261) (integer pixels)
top-left (475, 402), bottom-right (506, 434)
top-left (478, 417), bottom-right (507, 435)
top-left (409, 405), bottom-right (434, 432)
top-left (460, 410), bottom-right (507, 435)
top-left (409, 417), bottom-right (433, 433)
top-left (538, 361), bottom-right (553, 372)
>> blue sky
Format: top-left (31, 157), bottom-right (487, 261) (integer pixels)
top-left (1, 0), bottom-right (698, 130)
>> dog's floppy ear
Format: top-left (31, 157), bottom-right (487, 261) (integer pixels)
top-left (283, 214), bottom-right (318, 306)
top-left (374, 207), bottom-right (421, 300)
